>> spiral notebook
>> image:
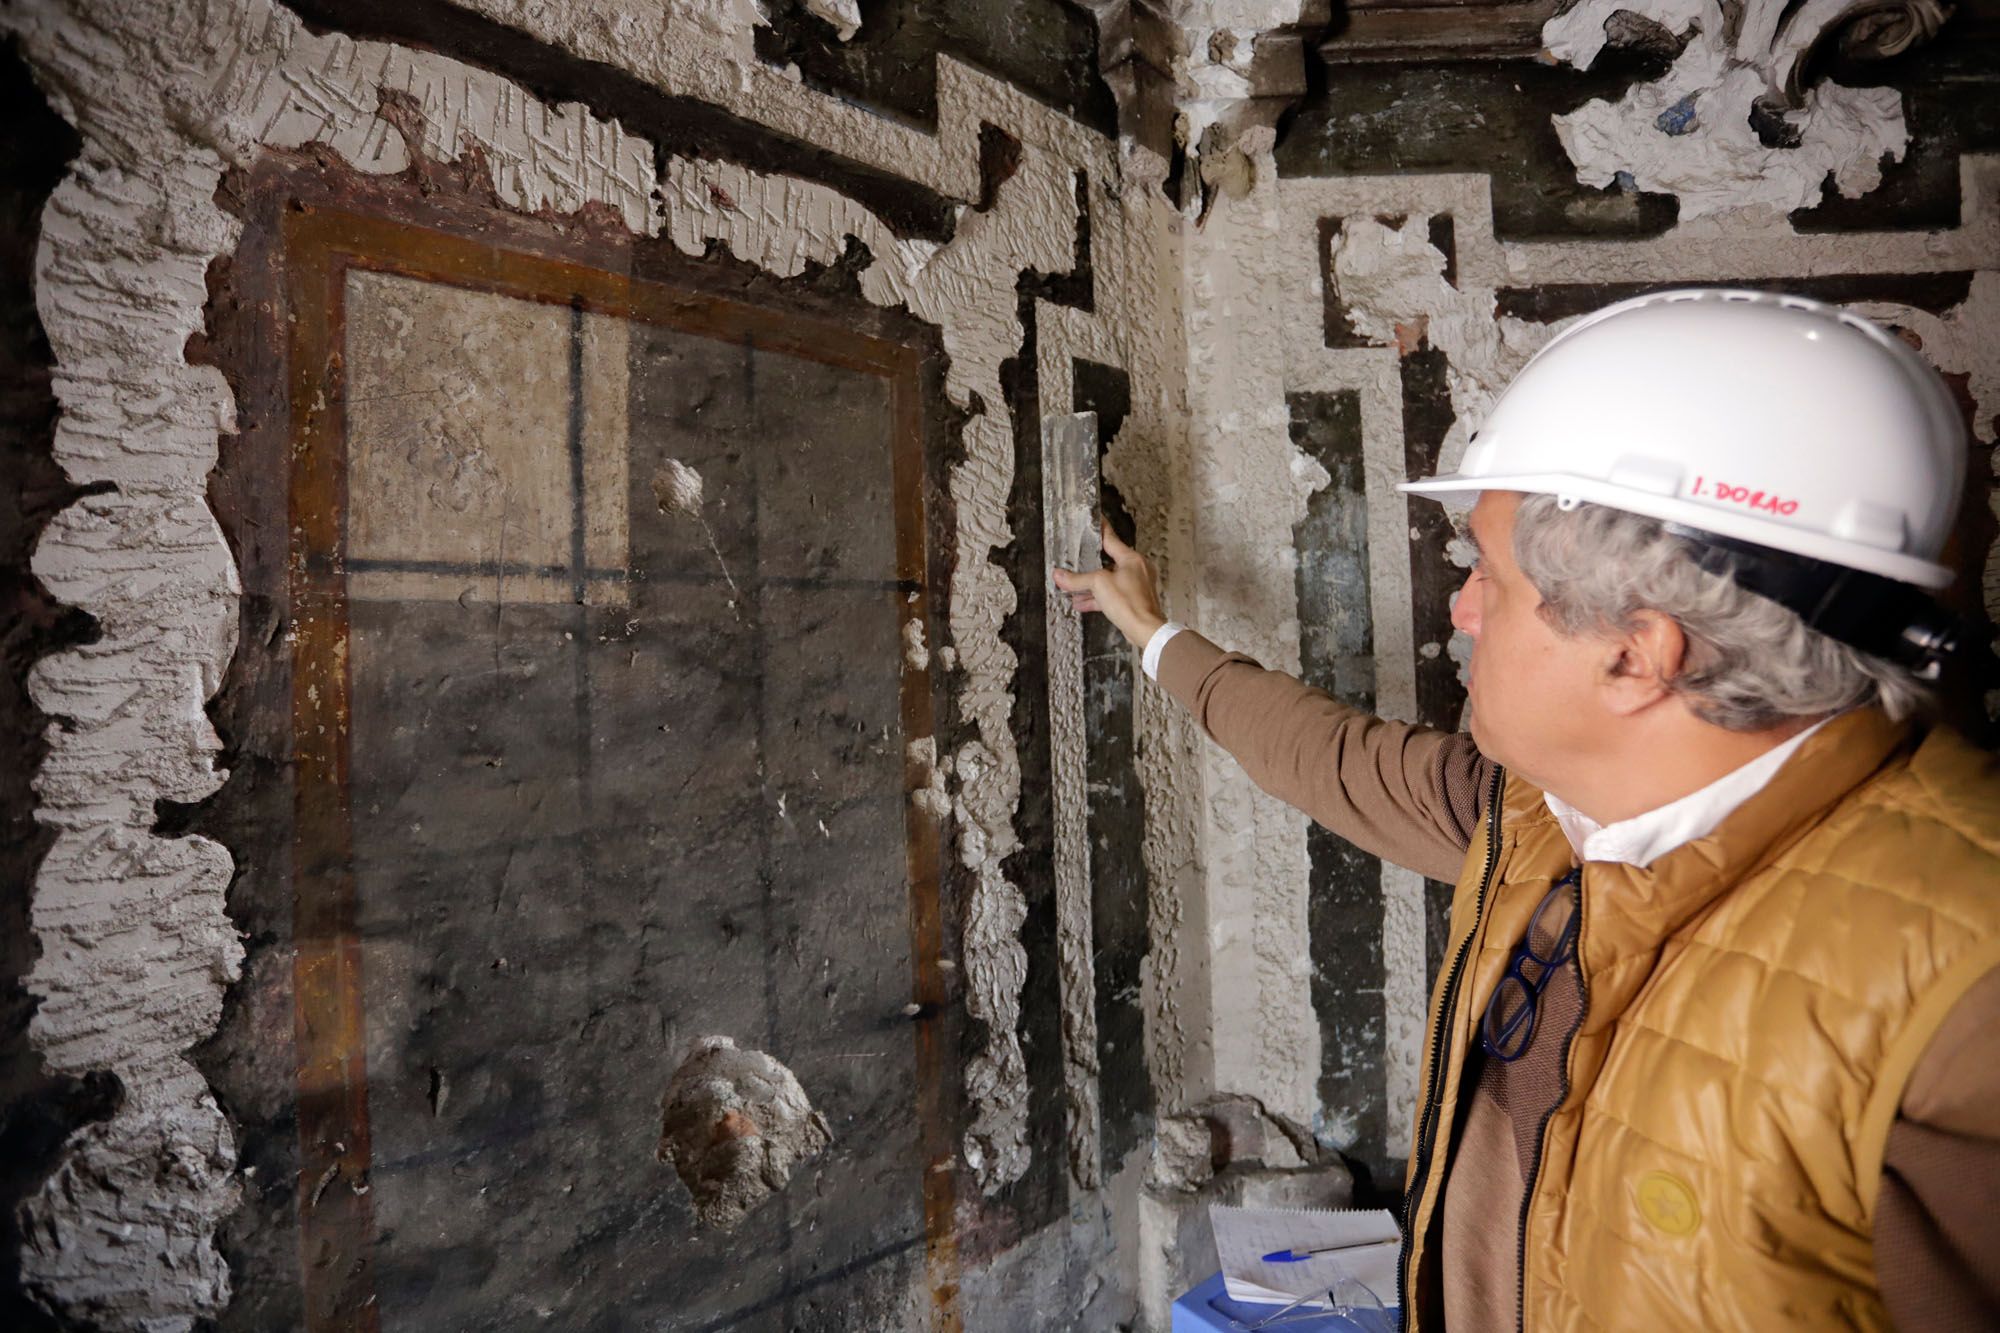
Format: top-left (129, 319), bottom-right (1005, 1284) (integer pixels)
top-left (1208, 1204), bottom-right (1402, 1308)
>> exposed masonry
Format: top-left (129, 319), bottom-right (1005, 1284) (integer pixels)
top-left (654, 1035), bottom-right (833, 1232)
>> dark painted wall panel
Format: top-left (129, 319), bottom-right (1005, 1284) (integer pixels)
top-left (1072, 357), bottom-right (1153, 1174)
top-left (1276, 54), bottom-right (1682, 241)
top-left (1397, 346), bottom-right (1467, 993)
top-left (192, 154), bottom-right (976, 1329)
top-left (1792, 37), bottom-right (2000, 234)
top-left (1289, 391), bottom-right (1396, 1200)
top-left (333, 306), bottom-right (926, 1330)
top-left (757, 0), bottom-right (1118, 138)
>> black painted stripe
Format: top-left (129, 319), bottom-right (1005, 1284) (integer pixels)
top-left (1290, 390), bottom-right (1394, 1196)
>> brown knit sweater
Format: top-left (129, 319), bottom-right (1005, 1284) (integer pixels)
top-left (1156, 628), bottom-right (2000, 1330)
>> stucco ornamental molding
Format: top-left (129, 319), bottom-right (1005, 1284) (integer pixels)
top-left (1544, 0), bottom-right (1954, 219)
top-left (1, 0), bottom-right (1159, 1325)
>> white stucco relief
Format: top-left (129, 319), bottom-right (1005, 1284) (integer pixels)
top-left (1544, 0), bottom-right (1951, 220)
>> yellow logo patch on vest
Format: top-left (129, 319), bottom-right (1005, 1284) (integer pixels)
top-left (1635, 1171), bottom-right (1701, 1236)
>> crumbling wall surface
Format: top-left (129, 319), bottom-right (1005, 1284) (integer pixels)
top-left (377, 0), bottom-right (1174, 1215)
top-left (0, 38), bottom-right (111, 1333)
top-left (15, 0), bottom-right (1989, 1325)
top-left (4, 1), bottom-right (252, 1325)
top-left (1543, 0), bottom-right (1926, 220)
top-left (1, 1), bottom-right (683, 1324)
top-left (656, 1037), bottom-right (834, 1232)
top-left (1175, 123), bottom-right (1327, 1133)
top-left (2, 0), bottom-right (1183, 1327)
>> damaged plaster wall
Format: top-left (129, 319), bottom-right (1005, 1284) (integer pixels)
top-left (10, 0), bottom-right (1995, 1327)
top-left (655, 1036), bottom-right (833, 1231)
top-left (1173, 123), bottom-right (1327, 1133)
top-left (4, 0), bottom-right (1196, 1326)
top-left (2, 5), bottom-right (675, 1323)
top-left (1544, 0), bottom-right (1944, 219)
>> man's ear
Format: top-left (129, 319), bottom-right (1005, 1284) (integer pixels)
top-left (1599, 610), bottom-right (1685, 716)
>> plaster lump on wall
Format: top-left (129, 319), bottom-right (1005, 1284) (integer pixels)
top-left (1328, 215), bottom-right (1563, 479)
top-left (656, 1036), bottom-right (833, 1230)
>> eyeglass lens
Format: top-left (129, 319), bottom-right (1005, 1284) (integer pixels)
top-left (1480, 871), bottom-right (1580, 1063)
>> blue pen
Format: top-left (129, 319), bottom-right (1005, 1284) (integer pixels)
top-left (1260, 1244), bottom-right (1349, 1264)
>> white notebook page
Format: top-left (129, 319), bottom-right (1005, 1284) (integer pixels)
top-left (1209, 1204), bottom-right (1402, 1308)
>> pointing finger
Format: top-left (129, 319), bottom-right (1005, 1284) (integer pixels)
top-left (1101, 521), bottom-right (1138, 565)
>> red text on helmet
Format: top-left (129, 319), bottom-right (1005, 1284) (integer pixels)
top-left (1691, 476), bottom-right (1799, 517)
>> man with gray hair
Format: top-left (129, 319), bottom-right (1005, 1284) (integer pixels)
top-left (1056, 290), bottom-right (1998, 1330)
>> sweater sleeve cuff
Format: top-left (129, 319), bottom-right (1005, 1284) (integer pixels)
top-left (1141, 622), bottom-right (1185, 681)
top-left (1153, 628), bottom-right (1232, 710)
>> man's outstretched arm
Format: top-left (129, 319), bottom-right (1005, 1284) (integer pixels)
top-left (1055, 524), bottom-right (1493, 882)
top-left (1155, 630), bottom-right (1489, 881)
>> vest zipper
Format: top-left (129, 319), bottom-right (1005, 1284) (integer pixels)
top-left (1398, 762), bottom-right (1506, 1321)
top-left (1513, 870), bottom-right (1588, 1333)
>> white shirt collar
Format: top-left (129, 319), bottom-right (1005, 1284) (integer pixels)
top-left (1543, 718), bottom-right (1833, 869)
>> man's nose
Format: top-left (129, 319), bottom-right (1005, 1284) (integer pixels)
top-left (1450, 579), bottom-right (1480, 637)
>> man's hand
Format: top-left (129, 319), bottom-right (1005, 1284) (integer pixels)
top-left (1052, 521), bottom-right (1168, 650)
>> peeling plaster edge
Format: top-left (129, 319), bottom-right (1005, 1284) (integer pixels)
top-left (440, 1), bottom-right (1120, 203)
top-left (1035, 306), bottom-right (1115, 1193)
top-left (1274, 158), bottom-right (2000, 292)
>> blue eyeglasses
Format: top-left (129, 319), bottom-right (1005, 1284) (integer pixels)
top-left (1480, 869), bottom-right (1581, 1063)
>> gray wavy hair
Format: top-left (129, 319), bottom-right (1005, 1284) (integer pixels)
top-left (1510, 494), bottom-right (1931, 731)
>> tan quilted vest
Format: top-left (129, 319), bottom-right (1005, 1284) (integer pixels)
top-left (1400, 708), bottom-right (2000, 1331)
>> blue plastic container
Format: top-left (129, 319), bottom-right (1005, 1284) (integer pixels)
top-left (1170, 1272), bottom-right (1399, 1332)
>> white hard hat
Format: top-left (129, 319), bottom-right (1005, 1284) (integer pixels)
top-left (1399, 288), bottom-right (1967, 590)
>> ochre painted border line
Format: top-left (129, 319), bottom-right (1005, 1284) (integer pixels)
top-left (892, 357), bottom-right (963, 1333)
top-left (281, 200), bottom-right (961, 1329)
top-left (286, 207), bottom-right (380, 1333)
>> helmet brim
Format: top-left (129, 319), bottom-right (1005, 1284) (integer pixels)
top-left (1397, 471), bottom-right (1956, 589)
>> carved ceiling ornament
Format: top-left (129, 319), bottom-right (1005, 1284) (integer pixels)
top-left (1770, 0), bottom-right (1955, 105)
top-left (1544, 0), bottom-right (1955, 220)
